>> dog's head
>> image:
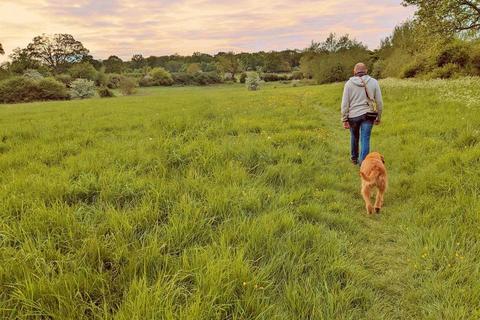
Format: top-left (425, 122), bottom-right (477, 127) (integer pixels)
top-left (367, 152), bottom-right (385, 164)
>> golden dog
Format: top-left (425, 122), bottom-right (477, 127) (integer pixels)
top-left (359, 152), bottom-right (388, 214)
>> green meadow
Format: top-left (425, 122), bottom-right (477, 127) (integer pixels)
top-left (0, 80), bottom-right (479, 319)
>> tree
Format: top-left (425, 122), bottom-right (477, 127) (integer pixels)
top-left (308, 33), bottom-right (367, 54)
top-left (216, 52), bottom-right (242, 79)
top-left (68, 62), bottom-right (97, 80)
top-left (0, 43), bottom-right (4, 55)
top-left (264, 52), bottom-right (291, 73)
top-left (25, 34), bottom-right (89, 72)
top-left (300, 34), bottom-right (370, 84)
top-left (104, 55), bottom-right (124, 74)
top-left (131, 54), bottom-right (146, 69)
top-left (186, 63), bottom-right (202, 74)
top-left (403, 0), bottom-right (480, 36)
top-left (8, 48), bottom-right (42, 74)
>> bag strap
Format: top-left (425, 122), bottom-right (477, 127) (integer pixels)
top-left (359, 77), bottom-right (377, 112)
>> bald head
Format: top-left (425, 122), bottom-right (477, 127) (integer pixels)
top-left (354, 63), bottom-right (368, 76)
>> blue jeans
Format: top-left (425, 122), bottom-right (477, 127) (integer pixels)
top-left (349, 115), bottom-right (373, 164)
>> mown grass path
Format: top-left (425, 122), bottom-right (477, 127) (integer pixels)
top-left (1, 82), bottom-right (479, 319)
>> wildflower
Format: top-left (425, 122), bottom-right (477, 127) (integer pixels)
top-left (242, 282), bottom-right (247, 286)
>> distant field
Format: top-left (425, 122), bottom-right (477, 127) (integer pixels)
top-left (1, 80), bottom-right (479, 319)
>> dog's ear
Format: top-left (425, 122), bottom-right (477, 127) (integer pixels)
top-left (381, 155), bottom-right (385, 164)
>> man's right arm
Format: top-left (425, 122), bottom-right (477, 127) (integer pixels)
top-left (374, 80), bottom-right (384, 123)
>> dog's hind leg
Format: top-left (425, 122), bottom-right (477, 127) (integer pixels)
top-left (374, 183), bottom-right (386, 213)
top-left (361, 184), bottom-right (374, 214)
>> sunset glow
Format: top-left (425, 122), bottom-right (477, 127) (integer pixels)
top-left (0, 0), bottom-right (414, 61)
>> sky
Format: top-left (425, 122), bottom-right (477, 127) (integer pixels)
top-left (0, 0), bottom-right (415, 62)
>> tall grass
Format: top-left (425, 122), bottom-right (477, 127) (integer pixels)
top-left (0, 81), bottom-right (479, 319)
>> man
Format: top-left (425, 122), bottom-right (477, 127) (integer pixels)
top-left (341, 63), bottom-right (383, 165)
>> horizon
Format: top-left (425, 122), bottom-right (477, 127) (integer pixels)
top-left (0, 0), bottom-right (414, 63)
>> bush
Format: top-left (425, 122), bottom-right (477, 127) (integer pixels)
top-left (371, 60), bottom-right (386, 79)
top-left (468, 43), bottom-right (480, 75)
top-left (436, 42), bottom-right (469, 68)
top-left (107, 74), bottom-right (125, 89)
top-left (69, 62), bottom-right (97, 81)
top-left (291, 71), bottom-right (304, 80)
top-left (70, 79), bottom-right (96, 99)
top-left (139, 75), bottom-right (155, 87)
top-left (23, 69), bottom-right (44, 80)
top-left (119, 77), bottom-right (137, 95)
top-left (261, 73), bottom-right (289, 82)
top-left (193, 72), bottom-right (222, 85)
top-left (0, 68), bottom-right (10, 81)
top-left (172, 72), bottom-right (222, 86)
top-left (425, 63), bottom-right (462, 79)
top-left (149, 67), bottom-right (174, 86)
top-left (172, 72), bottom-right (193, 85)
top-left (95, 71), bottom-right (108, 87)
top-left (37, 77), bottom-right (70, 100)
top-left (98, 87), bottom-right (115, 98)
top-left (0, 76), bottom-right (69, 103)
top-left (246, 72), bottom-right (260, 91)
top-left (186, 63), bottom-right (201, 75)
top-left (55, 74), bottom-right (73, 87)
top-left (239, 73), bottom-right (247, 84)
top-left (401, 60), bottom-right (425, 78)
top-left (314, 62), bottom-right (348, 84)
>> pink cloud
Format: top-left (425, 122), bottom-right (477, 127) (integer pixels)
top-left (0, 0), bottom-right (415, 62)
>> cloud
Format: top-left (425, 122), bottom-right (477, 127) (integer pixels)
top-left (0, 0), bottom-right (415, 62)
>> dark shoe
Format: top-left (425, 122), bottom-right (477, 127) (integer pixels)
top-left (351, 159), bottom-right (358, 165)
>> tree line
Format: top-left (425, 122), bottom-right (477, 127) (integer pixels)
top-left (1, 0), bottom-right (480, 103)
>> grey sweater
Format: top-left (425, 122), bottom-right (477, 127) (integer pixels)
top-left (341, 75), bottom-right (383, 121)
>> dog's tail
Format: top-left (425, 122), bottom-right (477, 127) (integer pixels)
top-left (360, 168), bottom-right (381, 182)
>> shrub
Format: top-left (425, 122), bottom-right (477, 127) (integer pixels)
top-left (23, 69), bottom-right (44, 80)
top-left (172, 72), bottom-right (222, 86)
top-left (37, 77), bottom-right (70, 100)
top-left (468, 43), bottom-right (480, 75)
top-left (0, 77), bottom-right (40, 103)
top-left (425, 63), bottom-right (462, 79)
top-left (149, 67), bottom-right (174, 86)
top-left (0, 68), bottom-right (10, 81)
top-left (291, 71), bottom-right (304, 80)
top-left (139, 75), bottom-right (155, 87)
top-left (172, 72), bottom-right (192, 85)
top-left (371, 60), bottom-right (386, 79)
top-left (193, 72), bottom-right (222, 86)
top-left (0, 76), bottom-right (69, 103)
top-left (70, 79), bottom-right (96, 99)
top-left (261, 73), bottom-right (289, 82)
top-left (69, 62), bottom-right (97, 81)
top-left (401, 60), bottom-right (425, 78)
top-left (186, 63), bottom-right (201, 75)
top-left (239, 73), bottom-right (247, 84)
top-left (95, 71), bottom-right (108, 87)
top-left (246, 72), bottom-right (260, 91)
top-left (314, 62), bottom-right (348, 84)
top-left (436, 42), bottom-right (469, 68)
top-left (107, 74), bottom-right (125, 89)
top-left (98, 86), bottom-right (115, 98)
top-left (55, 74), bottom-right (73, 87)
top-left (119, 77), bottom-right (137, 95)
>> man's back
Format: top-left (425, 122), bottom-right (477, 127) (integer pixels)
top-left (341, 75), bottom-right (383, 122)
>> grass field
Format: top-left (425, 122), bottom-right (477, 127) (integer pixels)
top-left (1, 79), bottom-right (479, 319)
